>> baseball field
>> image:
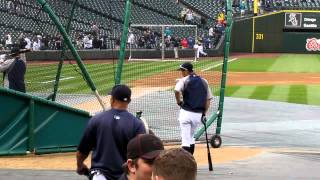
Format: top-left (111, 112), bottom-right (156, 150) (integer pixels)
top-left (2, 53), bottom-right (318, 106)
top-left (225, 53), bottom-right (320, 105)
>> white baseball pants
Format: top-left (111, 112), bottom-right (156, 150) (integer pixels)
top-left (178, 109), bottom-right (202, 147)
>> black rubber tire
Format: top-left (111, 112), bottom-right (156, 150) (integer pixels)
top-left (210, 134), bottom-right (222, 148)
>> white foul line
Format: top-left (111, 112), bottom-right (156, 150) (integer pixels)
top-left (201, 58), bottom-right (238, 72)
top-left (26, 77), bottom-right (75, 84)
top-left (41, 77), bottom-right (75, 84)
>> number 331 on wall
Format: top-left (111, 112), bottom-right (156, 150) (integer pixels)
top-left (256, 33), bottom-right (264, 40)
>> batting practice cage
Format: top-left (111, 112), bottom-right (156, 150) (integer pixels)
top-left (0, 0), bottom-right (232, 155)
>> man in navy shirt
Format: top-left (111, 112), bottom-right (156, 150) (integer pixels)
top-left (76, 84), bottom-right (146, 180)
top-left (174, 62), bottom-right (212, 155)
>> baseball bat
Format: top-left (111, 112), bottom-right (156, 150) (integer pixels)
top-left (1, 49), bottom-right (32, 62)
top-left (136, 111), bottom-right (150, 134)
top-left (8, 49), bottom-right (31, 56)
top-left (140, 116), bottom-right (150, 134)
top-left (202, 114), bottom-right (213, 171)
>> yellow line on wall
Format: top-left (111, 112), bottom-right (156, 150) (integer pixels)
top-left (253, 10), bottom-right (320, 19)
top-left (283, 10), bottom-right (320, 13)
top-left (252, 18), bottom-right (255, 53)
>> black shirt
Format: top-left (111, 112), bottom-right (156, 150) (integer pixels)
top-left (118, 174), bottom-right (129, 180)
top-left (78, 109), bottom-right (146, 180)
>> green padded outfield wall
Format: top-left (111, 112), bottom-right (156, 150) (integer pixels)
top-left (283, 32), bottom-right (320, 53)
top-left (253, 12), bottom-right (284, 53)
top-left (231, 18), bottom-right (253, 52)
top-left (0, 88), bottom-right (91, 155)
top-left (231, 11), bottom-right (320, 53)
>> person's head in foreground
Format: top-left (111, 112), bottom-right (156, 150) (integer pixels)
top-left (123, 134), bottom-right (164, 180)
top-left (178, 62), bottom-right (193, 77)
top-left (110, 84), bottom-right (131, 109)
top-left (152, 148), bottom-right (197, 180)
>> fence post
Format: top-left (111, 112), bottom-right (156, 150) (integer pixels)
top-left (28, 99), bottom-right (35, 153)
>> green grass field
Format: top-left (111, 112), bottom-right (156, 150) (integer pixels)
top-left (228, 54), bottom-right (320, 72)
top-left (224, 54), bottom-right (320, 105)
top-left (1, 54), bottom-right (319, 105)
top-left (0, 59), bottom-right (222, 94)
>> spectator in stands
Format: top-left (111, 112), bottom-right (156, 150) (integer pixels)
top-left (216, 22), bottom-right (225, 33)
top-left (202, 36), bottom-right (211, 49)
top-left (119, 134), bottom-right (164, 180)
top-left (55, 35), bottom-right (62, 50)
top-left (115, 38), bottom-right (121, 49)
top-left (127, 30), bottom-right (136, 49)
top-left (83, 35), bottom-right (92, 49)
top-left (220, 0), bottom-right (226, 6)
top-left (164, 37), bottom-right (171, 49)
top-left (76, 36), bottom-right (83, 50)
top-left (171, 36), bottom-right (180, 59)
top-left (164, 27), bottom-right (172, 40)
top-left (218, 11), bottom-right (225, 25)
top-left (200, 17), bottom-right (207, 28)
top-left (6, 0), bottom-right (14, 13)
top-left (32, 37), bottom-right (40, 51)
top-left (143, 28), bottom-right (151, 42)
top-left (41, 35), bottom-right (49, 50)
top-left (5, 33), bottom-right (13, 50)
top-left (92, 22), bottom-right (99, 38)
top-left (186, 10), bottom-right (193, 24)
top-left (275, 0), bottom-right (281, 6)
top-left (152, 148), bottom-right (197, 180)
top-left (16, 4), bottom-right (22, 15)
top-left (181, 38), bottom-right (188, 49)
top-left (150, 32), bottom-right (156, 48)
top-left (18, 33), bottom-right (27, 49)
top-left (92, 36), bottom-right (101, 49)
top-left (180, 8), bottom-right (187, 24)
top-left (264, 0), bottom-right (270, 11)
top-left (187, 36), bottom-right (195, 49)
top-left (240, 0), bottom-right (246, 17)
top-left (137, 36), bottom-right (145, 48)
top-left (258, 0), bottom-right (263, 15)
top-left (101, 35), bottom-right (107, 49)
top-left (24, 35), bottom-right (31, 49)
top-left (208, 27), bottom-right (214, 39)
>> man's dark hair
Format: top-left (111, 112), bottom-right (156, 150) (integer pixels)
top-left (153, 148), bottom-right (197, 180)
top-left (122, 158), bottom-right (154, 175)
top-left (122, 158), bottom-right (138, 175)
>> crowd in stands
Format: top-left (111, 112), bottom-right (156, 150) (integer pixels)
top-left (234, 0), bottom-right (320, 17)
top-left (4, 0), bottom-right (318, 52)
top-left (0, 0), bottom-right (230, 51)
top-left (0, 22), bottom-right (110, 50)
top-left (180, 8), bottom-right (195, 24)
top-left (127, 23), bottom-right (225, 51)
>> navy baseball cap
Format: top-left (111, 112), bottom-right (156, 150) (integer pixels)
top-left (110, 84), bottom-right (131, 102)
top-left (179, 62), bottom-right (193, 72)
top-left (127, 134), bottom-right (164, 160)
